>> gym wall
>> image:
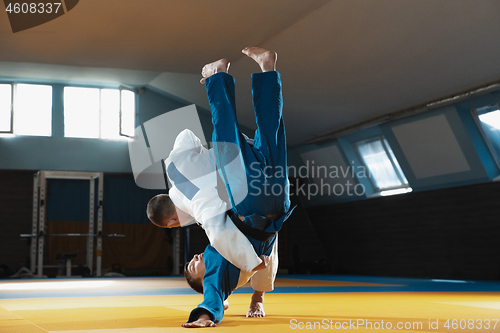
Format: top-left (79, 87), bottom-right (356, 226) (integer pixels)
top-left (287, 87), bottom-right (500, 280)
top-left (289, 90), bottom-right (500, 207)
top-left (306, 180), bottom-right (500, 280)
top-left (0, 171), bottom-right (171, 276)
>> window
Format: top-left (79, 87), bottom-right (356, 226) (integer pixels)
top-left (355, 136), bottom-right (412, 196)
top-left (101, 89), bottom-right (120, 139)
top-left (64, 87), bottom-right (100, 138)
top-left (0, 83), bottom-right (52, 136)
top-left (16, 84), bottom-right (53, 136)
top-left (0, 84), bottom-right (12, 133)
top-left (64, 87), bottom-right (135, 140)
top-left (473, 105), bottom-right (500, 168)
top-left (120, 89), bottom-right (135, 137)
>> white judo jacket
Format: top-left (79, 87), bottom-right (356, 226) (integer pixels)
top-left (165, 129), bottom-right (263, 272)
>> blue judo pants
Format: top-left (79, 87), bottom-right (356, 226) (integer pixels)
top-left (204, 71), bottom-right (291, 237)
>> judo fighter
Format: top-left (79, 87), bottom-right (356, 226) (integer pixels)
top-left (147, 47), bottom-right (293, 327)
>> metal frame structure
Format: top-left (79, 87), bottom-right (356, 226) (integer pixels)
top-left (29, 171), bottom-right (104, 277)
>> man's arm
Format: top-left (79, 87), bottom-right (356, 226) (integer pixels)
top-left (184, 246), bottom-right (239, 327)
top-left (204, 214), bottom-right (263, 272)
top-left (181, 300), bottom-right (228, 327)
top-left (247, 237), bottom-right (278, 318)
top-left (182, 313), bottom-right (216, 328)
top-left (185, 280), bottom-right (225, 326)
top-left (246, 291), bottom-right (265, 318)
top-left (170, 129), bottom-right (205, 157)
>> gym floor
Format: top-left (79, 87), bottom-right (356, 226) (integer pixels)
top-left (1, 276), bottom-right (500, 332)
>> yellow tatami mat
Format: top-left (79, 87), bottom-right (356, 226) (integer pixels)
top-left (1, 276), bottom-right (499, 332)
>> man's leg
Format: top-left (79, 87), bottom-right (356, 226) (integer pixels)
top-left (203, 48), bottom-right (290, 220)
top-left (204, 69), bottom-right (244, 151)
top-left (203, 61), bottom-right (260, 214)
top-left (243, 47), bottom-right (291, 218)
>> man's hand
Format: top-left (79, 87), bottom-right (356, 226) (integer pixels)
top-left (246, 291), bottom-right (265, 318)
top-left (246, 302), bottom-right (265, 318)
top-left (252, 255), bottom-right (270, 272)
top-left (181, 314), bottom-right (216, 328)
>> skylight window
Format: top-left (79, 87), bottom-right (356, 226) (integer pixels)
top-left (473, 105), bottom-right (500, 167)
top-left (355, 136), bottom-right (412, 195)
top-left (0, 83), bottom-right (52, 136)
top-left (64, 87), bottom-right (135, 140)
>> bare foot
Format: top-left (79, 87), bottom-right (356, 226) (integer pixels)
top-left (242, 47), bottom-right (277, 72)
top-left (246, 301), bottom-right (265, 318)
top-left (200, 58), bottom-right (230, 84)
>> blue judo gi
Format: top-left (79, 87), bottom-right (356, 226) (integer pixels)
top-left (187, 71), bottom-right (294, 324)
